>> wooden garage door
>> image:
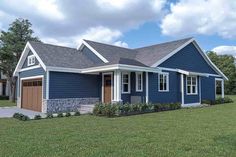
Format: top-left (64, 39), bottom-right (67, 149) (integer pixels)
top-left (21, 79), bottom-right (42, 112)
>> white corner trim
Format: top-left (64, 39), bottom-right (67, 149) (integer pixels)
top-left (13, 42), bottom-right (46, 76)
top-left (192, 41), bottom-right (228, 81)
top-left (145, 72), bottom-right (149, 103)
top-left (82, 40), bottom-right (109, 63)
top-left (46, 70), bottom-right (49, 99)
top-left (151, 38), bottom-right (194, 67)
top-left (19, 65), bottom-right (41, 72)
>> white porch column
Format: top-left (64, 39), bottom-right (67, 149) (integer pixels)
top-left (221, 80), bottom-right (224, 99)
top-left (0, 82), bottom-right (2, 95)
top-left (145, 72), bottom-right (149, 103)
top-left (181, 74), bottom-right (184, 106)
top-left (113, 70), bottom-right (122, 103)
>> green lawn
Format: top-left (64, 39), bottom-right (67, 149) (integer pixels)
top-left (0, 100), bottom-right (16, 107)
top-left (0, 96), bottom-right (236, 157)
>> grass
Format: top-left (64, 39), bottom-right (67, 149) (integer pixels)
top-left (0, 100), bottom-right (16, 107)
top-left (0, 96), bottom-right (236, 157)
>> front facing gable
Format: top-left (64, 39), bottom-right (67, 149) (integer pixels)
top-left (13, 42), bottom-right (46, 76)
top-left (22, 50), bottom-right (40, 69)
top-left (159, 43), bottom-right (219, 75)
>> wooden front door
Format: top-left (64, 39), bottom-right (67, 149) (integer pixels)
top-left (21, 78), bottom-right (42, 112)
top-left (103, 74), bottom-right (112, 103)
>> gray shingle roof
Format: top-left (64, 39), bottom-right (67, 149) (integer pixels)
top-left (29, 41), bottom-right (98, 69)
top-left (135, 37), bottom-right (193, 66)
top-left (29, 37), bottom-right (192, 69)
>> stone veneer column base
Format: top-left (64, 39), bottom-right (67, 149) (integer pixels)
top-left (44, 97), bottom-right (99, 113)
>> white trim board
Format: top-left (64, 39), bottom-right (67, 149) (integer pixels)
top-left (19, 65), bottom-right (41, 72)
top-left (78, 40), bottom-right (109, 63)
top-left (19, 75), bottom-right (45, 112)
top-left (13, 42), bottom-right (46, 76)
top-left (151, 38), bottom-right (228, 80)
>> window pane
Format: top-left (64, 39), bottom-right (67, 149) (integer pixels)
top-left (123, 84), bottom-right (128, 92)
top-left (187, 86), bottom-right (191, 93)
top-left (192, 86), bottom-right (196, 93)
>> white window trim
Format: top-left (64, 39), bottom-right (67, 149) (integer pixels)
top-left (136, 72), bottom-right (143, 92)
top-left (158, 72), bottom-right (169, 92)
top-left (186, 76), bottom-right (198, 95)
top-left (27, 55), bottom-right (36, 66)
top-left (122, 72), bottom-right (130, 94)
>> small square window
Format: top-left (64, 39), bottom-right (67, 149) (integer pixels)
top-left (27, 55), bottom-right (36, 66)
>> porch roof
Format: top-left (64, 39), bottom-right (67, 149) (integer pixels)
top-left (81, 64), bottom-right (162, 73)
top-left (177, 69), bottom-right (209, 77)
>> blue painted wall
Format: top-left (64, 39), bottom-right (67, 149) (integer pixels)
top-left (160, 43), bottom-right (218, 74)
top-left (49, 71), bottom-right (101, 99)
top-left (18, 67), bottom-right (46, 98)
top-left (121, 72), bottom-right (146, 103)
top-left (148, 71), bottom-right (181, 104)
top-left (22, 51), bottom-right (39, 68)
top-left (201, 76), bottom-right (216, 101)
top-left (183, 76), bottom-right (200, 104)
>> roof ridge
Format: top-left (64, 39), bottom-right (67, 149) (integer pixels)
top-left (84, 39), bottom-right (133, 51)
top-left (29, 41), bottom-right (77, 50)
top-left (135, 37), bottom-right (193, 50)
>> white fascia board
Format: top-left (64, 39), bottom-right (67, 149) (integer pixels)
top-left (151, 38), bottom-right (194, 67)
top-left (81, 64), bottom-right (162, 73)
top-left (47, 66), bottom-right (82, 73)
top-left (13, 42), bottom-right (46, 76)
top-left (192, 41), bottom-right (228, 81)
top-left (81, 40), bottom-right (109, 63)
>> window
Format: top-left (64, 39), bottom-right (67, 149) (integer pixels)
top-left (27, 55), bottom-right (36, 66)
top-left (158, 73), bottom-right (169, 92)
top-left (186, 76), bottom-right (198, 94)
top-left (122, 73), bottom-right (130, 93)
top-left (136, 72), bottom-right (143, 92)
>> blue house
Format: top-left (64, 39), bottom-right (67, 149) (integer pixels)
top-left (13, 38), bottom-right (228, 113)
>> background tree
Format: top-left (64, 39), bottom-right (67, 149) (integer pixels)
top-left (0, 18), bottom-right (39, 102)
top-left (208, 51), bottom-right (236, 94)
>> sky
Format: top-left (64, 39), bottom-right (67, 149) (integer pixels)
top-left (0, 0), bottom-right (235, 58)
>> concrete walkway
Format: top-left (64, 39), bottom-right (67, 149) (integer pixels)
top-left (0, 106), bottom-right (46, 119)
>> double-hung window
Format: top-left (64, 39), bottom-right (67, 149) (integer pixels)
top-left (186, 76), bottom-right (198, 95)
top-left (158, 73), bottom-right (169, 92)
top-left (136, 72), bottom-right (143, 92)
top-left (122, 73), bottom-right (130, 93)
top-left (27, 55), bottom-right (36, 66)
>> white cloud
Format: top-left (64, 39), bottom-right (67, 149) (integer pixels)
top-left (0, 0), bottom-right (166, 47)
top-left (73, 26), bottom-right (128, 48)
top-left (161, 0), bottom-right (236, 38)
top-left (212, 46), bottom-right (236, 58)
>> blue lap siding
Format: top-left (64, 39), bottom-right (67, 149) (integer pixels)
top-left (18, 67), bottom-right (46, 99)
top-left (121, 72), bottom-right (146, 103)
top-left (148, 71), bottom-right (181, 104)
top-left (201, 76), bottom-right (216, 101)
top-left (49, 71), bottom-right (101, 99)
top-left (184, 76), bottom-right (200, 104)
top-left (160, 43), bottom-right (218, 74)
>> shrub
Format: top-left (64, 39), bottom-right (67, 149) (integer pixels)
top-left (57, 113), bottom-right (63, 118)
top-left (119, 103), bottom-right (131, 114)
top-left (103, 103), bottom-right (118, 117)
top-left (65, 112), bottom-right (71, 117)
top-left (93, 103), bottom-right (104, 116)
top-left (34, 115), bottom-right (42, 120)
top-left (169, 103), bottom-right (181, 110)
top-left (74, 111), bottom-right (80, 116)
top-left (46, 114), bottom-right (53, 119)
top-left (13, 113), bottom-right (30, 121)
top-left (131, 103), bottom-right (140, 112)
top-left (223, 97), bottom-right (234, 103)
top-left (0, 96), bottom-right (9, 100)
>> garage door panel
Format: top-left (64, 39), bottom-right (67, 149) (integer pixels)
top-left (21, 79), bottom-right (42, 112)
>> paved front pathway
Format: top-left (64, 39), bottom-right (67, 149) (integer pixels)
top-left (0, 106), bottom-right (46, 119)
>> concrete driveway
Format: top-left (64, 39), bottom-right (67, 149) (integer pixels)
top-left (0, 106), bottom-right (46, 119)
